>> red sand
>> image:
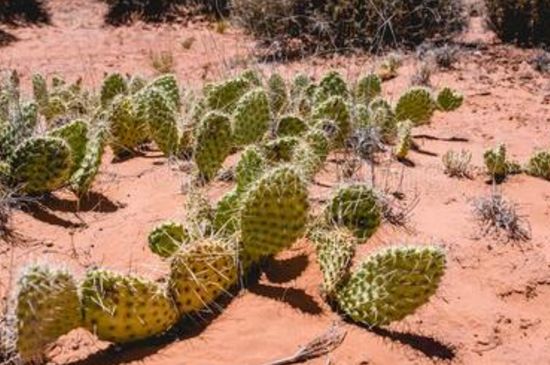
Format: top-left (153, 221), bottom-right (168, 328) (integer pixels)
top-left (1, 1), bottom-right (550, 364)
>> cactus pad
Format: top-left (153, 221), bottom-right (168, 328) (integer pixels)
top-left (527, 151), bottom-right (550, 180)
top-left (205, 77), bottom-right (251, 113)
top-left (148, 221), bottom-right (188, 258)
top-left (193, 112), bottom-right (233, 181)
top-left (169, 239), bottom-right (238, 314)
top-left (142, 88), bottom-right (179, 156)
top-left (355, 74), bottom-right (382, 105)
top-left (335, 246), bottom-right (446, 326)
top-left (81, 269), bottom-right (178, 343)
top-left (267, 73), bottom-right (288, 114)
top-left (236, 146), bottom-right (266, 193)
top-left (275, 115), bottom-right (307, 137)
top-left (326, 185), bottom-right (382, 240)
top-left (49, 119), bottom-right (89, 173)
top-left (436, 87), bottom-right (463, 112)
top-left (312, 96), bottom-right (351, 146)
top-left (15, 264), bottom-right (81, 362)
top-left (394, 120), bottom-right (413, 159)
top-left (9, 137), bottom-right (73, 194)
top-left (100, 73), bottom-right (128, 108)
top-left (231, 88), bottom-right (271, 147)
top-left (240, 165), bottom-right (309, 260)
top-left (395, 87), bottom-right (436, 125)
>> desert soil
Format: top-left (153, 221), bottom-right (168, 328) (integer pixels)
top-left (1, 1), bottom-right (550, 364)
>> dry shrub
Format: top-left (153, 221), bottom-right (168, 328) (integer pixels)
top-left (103, 0), bottom-right (228, 25)
top-left (232, 0), bottom-right (466, 58)
top-left (485, 0), bottom-right (550, 46)
top-left (0, 0), bottom-right (49, 24)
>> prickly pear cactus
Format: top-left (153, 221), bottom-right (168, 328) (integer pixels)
top-left (169, 239), bottom-right (238, 314)
top-left (355, 74), bottom-right (382, 105)
top-left (42, 96), bottom-right (68, 123)
top-left (107, 95), bottom-right (145, 157)
top-left (291, 142), bottom-right (324, 180)
top-left (128, 75), bottom-right (147, 94)
top-left (32, 73), bottom-right (48, 110)
top-left (213, 188), bottom-right (241, 235)
top-left (185, 190), bottom-right (214, 235)
top-left (149, 74), bottom-right (181, 111)
top-left (9, 137), bottom-right (73, 194)
top-left (70, 123), bottom-right (108, 196)
top-left (262, 136), bottom-right (300, 162)
top-left (15, 264), bottom-right (81, 363)
top-left (240, 165), bottom-right (309, 260)
top-left (484, 143), bottom-right (507, 179)
top-left (314, 71), bottom-right (348, 104)
top-left (275, 115), bottom-right (307, 137)
top-left (81, 269), bottom-right (178, 343)
top-left (326, 185), bottom-right (382, 240)
top-left (49, 119), bottom-right (89, 173)
top-left (369, 101), bottom-right (397, 143)
top-left (100, 73), bottom-right (128, 108)
top-left (231, 88), bottom-right (271, 147)
top-left (310, 228), bottom-right (357, 296)
top-left (267, 73), bottom-right (288, 115)
top-left (312, 96), bottom-right (351, 146)
top-left (194, 112), bottom-right (233, 182)
top-left (240, 69), bottom-right (263, 86)
top-left (205, 77), bottom-right (251, 113)
top-left (143, 88), bottom-right (179, 156)
top-left (395, 87), bottom-right (436, 126)
top-left (394, 120), bottom-right (413, 159)
top-left (148, 221), bottom-right (188, 258)
top-left (335, 246), bottom-right (446, 326)
top-left (526, 151), bottom-right (550, 180)
top-left (304, 128), bottom-right (330, 161)
top-left (436, 87), bottom-right (463, 112)
top-left (236, 146), bottom-right (266, 193)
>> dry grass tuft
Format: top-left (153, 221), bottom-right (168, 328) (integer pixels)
top-left (149, 50), bottom-right (176, 74)
top-left (442, 149), bottom-right (473, 179)
top-left (473, 190), bottom-right (531, 242)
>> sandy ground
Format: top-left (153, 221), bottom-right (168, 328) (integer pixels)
top-left (1, 1), bottom-right (550, 364)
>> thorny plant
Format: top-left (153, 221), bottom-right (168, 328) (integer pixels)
top-left (473, 189), bottom-right (531, 242)
top-left (410, 62), bottom-right (432, 86)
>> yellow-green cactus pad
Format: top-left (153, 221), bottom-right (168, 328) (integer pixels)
top-left (395, 87), bottom-right (436, 126)
top-left (148, 221), bottom-right (189, 258)
top-left (100, 73), bottom-right (128, 108)
top-left (240, 165), bottom-right (309, 260)
top-left (231, 88), bottom-right (271, 147)
top-left (355, 74), bottom-right (382, 105)
top-left (15, 264), bottom-right (81, 363)
top-left (335, 246), bottom-right (445, 326)
top-left (436, 87), bottom-right (463, 112)
top-left (81, 269), bottom-right (178, 343)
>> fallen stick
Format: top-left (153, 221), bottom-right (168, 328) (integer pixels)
top-left (262, 323), bottom-right (347, 365)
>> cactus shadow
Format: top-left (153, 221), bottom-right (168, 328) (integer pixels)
top-left (263, 254), bottom-right (309, 284)
top-left (23, 202), bottom-right (86, 229)
top-left (40, 192), bottom-right (124, 214)
top-left (367, 326), bottom-right (456, 360)
top-left (248, 283), bottom-right (323, 315)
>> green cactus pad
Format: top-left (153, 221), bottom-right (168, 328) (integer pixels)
top-left (49, 119), bottom-right (89, 173)
top-left (240, 69), bottom-right (263, 86)
top-left (354, 103), bottom-right (371, 129)
top-left (15, 264), bottom-right (81, 363)
top-left (205, 77), bottom-right (251, 113)
top-left (275, 115), bottom-right (307, 137)
top-left (185, 190), bottom-right (214, 235)
top-left (148, 221), bottom-right (188, 258)
top-left (42, 96), bottom-right (68, 123)
top-left (395, 87), bottom-right (436, 125)
top-left (32, 73), bottom-right (49, 109)
top-left (9, 137), bottom-right (73, 194)
top-left (310, 228), bottom-right (357, 296)
top-left (326, 185), bottom-right (382, 240)
top-left (107, 95), bottom-right (146, 157)
top-left (262, 136), bottom-right (301, 162)
top-left (81, 269), bottom-right (178, 343)
top-left (304, 128), bottom-right (330, 161)
top-left (213, 188), bottom-right (242, 235)
top-left (240, 165), bottom-right (309, 260)
top-left (169, 239), bottom-right (238, 314)
top-left (236, 146), bottom-right (266, 193)
top-left (267, 73), bottom-right (288, 114)
top-left (355, 74), bottom-right (382, 105)
top-left (193, 112), bottom-right (233, 182)
top-left (291, 141), bottom-right (324, 180)
top-left (100, 73), bottom-right (128, 108)
top-left (436, 87), bottom-right (463, 112)
top-left (231, 88), bottom-right (271, 147)
top-left (142, 88), bottom-right (179, 156)
top-left (70, 124), bottom-right (108, 196)
top-left (315, 71), bottom-right (348, 103)
top-left (312, 96), bottom-right (351, 146)
top-left (335, 245), bottom-right (446, 326)
top-left (369, 102), bottom-right (397, 143)
top-left (149, 74), bottom-right (181, 111)
top-left (394, 120), bottom-right (413, 159)
top-left (527, 151), bottom-right (550, 180)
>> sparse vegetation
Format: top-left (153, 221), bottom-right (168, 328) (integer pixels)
top-left (232, 0), bottom-right (466, 57)
top-left (148, 50), bottom-right (176, 74)
top-left (473, 190), bottom-right (531, 241)
top-left (485, 0), bottom-right (550, 46)
top-left (0, 0), bottom-right (49, 24)
top-left (443, 149), bottom-right (473, 178)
